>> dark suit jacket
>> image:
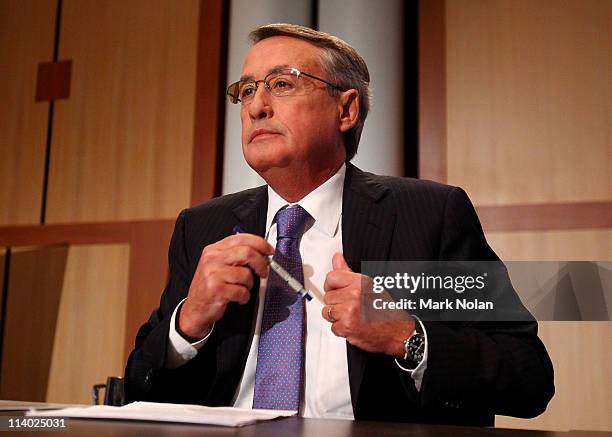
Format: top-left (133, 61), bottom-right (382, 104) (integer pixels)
top-left (124, 163), bottom-right (554, 426)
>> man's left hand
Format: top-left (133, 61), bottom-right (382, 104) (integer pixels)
top-left (323, 252), bottom-right (416, 358)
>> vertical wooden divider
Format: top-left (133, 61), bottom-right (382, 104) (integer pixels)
top-left (191, 0), bottom-right (229, 205)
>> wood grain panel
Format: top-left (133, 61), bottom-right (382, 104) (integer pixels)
top-left (0, 246), bottom-right (68, 402)
top-left (36, 60), bottom-right (72, 101)
top-left (488, 229), bottom-right (612, 431)
top-left (0, 220), bottom-right (175, 360)
top-left (0, 0), bottom-right (55, 225)
top-left (46, 244), bottom-right (129, 404)
top-left (46, 0), bottom-right (199, 223)
top-left (124, 222), bottom-right (173, 360)
top-left (0, 248), bottom-right (5, 338)
top-left (191, 0), bottom-right (228, 205)
top-left (418, 0), bottom-right (447, 182)
top-left (477, 201), bottom-right (612, 232)
top-left (0, 220), bottom-right (174, 247)
top-left (445, 0), bottom-right (611, 206)
top-left (487, 229), bottom-right (612, 262)
top-left (517, 321), bottom-right (612, 432)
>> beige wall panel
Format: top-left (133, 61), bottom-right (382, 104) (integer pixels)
top-left (46, 0), bottom-right (198, 223)
top-left (446, 0), bottom-right (611, 206)
top-left (46, 244), bottom-right (129, 404)
top-left (0, 0), bottom-right (55, 225)
top-left (487, 230), bottom-right (611, 431)
top-left (0, 248), bottom-right (5, 330)
top-left (0, 246), bottom-right (68, 402)
top-left (496, 321), bottom-right (612, 432)
top-left (487, 229), bottom-right (612, 262)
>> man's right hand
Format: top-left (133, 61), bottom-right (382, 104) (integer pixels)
top-left (178, 233), bottom-right (274, 339)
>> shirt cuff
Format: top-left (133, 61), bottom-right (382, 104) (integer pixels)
top-left (166, 298), bottom-right (214, 369)
top-left (394, 316), bottom-right (428, 392)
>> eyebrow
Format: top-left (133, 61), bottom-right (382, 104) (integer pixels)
top-left (239, 65), bottom-right (291, 82)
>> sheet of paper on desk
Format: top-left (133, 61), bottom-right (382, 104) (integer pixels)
top-left (27, 402), bottom-right (296, 427)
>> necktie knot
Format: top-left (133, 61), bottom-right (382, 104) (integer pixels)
top-left (276, 205), bottom-right (311, 240)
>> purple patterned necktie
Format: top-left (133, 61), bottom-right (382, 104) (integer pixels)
top-left (253, 205), bottom-right (311, 411)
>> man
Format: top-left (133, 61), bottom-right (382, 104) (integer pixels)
top-left (125, 23), bottom-right (554, 425)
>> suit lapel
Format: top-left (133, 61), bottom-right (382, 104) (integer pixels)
top-left (208, 186), bottom-right (268, 404)
top-left (342, 163), bottom-right (396, 269)
top-left (232, 186), bottom-right (268, 237)
top-left (342, 163), bottom-right (397, 411)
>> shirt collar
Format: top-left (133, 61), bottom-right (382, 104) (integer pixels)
top-left (266, 163), bottom-right (345, 237)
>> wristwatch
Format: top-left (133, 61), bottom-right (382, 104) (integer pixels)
top-left (396, 323), bottom-right (425, 370)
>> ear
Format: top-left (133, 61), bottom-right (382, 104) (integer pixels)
top-left (337, 89), bottom-right (359, 134)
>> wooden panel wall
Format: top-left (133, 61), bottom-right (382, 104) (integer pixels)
top-left (46, 0), bottom-right (199, 223)
top-left (0, 245), bottom-right (129, 404)
top-left (488, 230), bottom-right (612, 432)
top-left (46, 245), bottom-right (129, 404)
top-left (0, 0), bottom-right (227, 405)
top-left (0, 220), bottom-right (175, 371)
top-left (445, 0), bottom-right (611, 206)
top-left (0, 246), bottom-right (68, 401)
top-left (0, 0), bottom-right (55, 225)
top-left (487, 230), bottom-right (612, 262)
top-left (0, 248), bottom-right (5, 329)
top-left (419, 0), bottom-right (611, 431)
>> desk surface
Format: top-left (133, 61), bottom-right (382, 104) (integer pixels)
top-left (2, 415), bottom-right (611, 437)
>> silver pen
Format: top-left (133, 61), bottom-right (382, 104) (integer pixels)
top-left (233, 226), bottom-right (324, 303)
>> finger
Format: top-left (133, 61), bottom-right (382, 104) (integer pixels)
top-left (222, 246), bottom-right (270, 278)
top-left (324, 270), bottom-right (359, 292)
top-left (330, 321), bottom-right (344, 338)
top-left (323, 287), bottom-right (360, 305)
top-left (218, 233), bottom-right (274, 256)
top-left (200, 282), bottom-right (250, 306)
top-left (186, 280), bottom-right (250, 314)
top-left (332, 252), bottom-right (352, 272)
top-left (322, 304), bottom-right (339, 323)
top-left (191, 265), bottom-right (254, 299)
top-left (322, 301), bottom-right (355, 323)
top-left (219, 265), bottom-right (255, 290)
top-left (323, 288), bottom-right (351, 305)
top-left (222, 283), bottom-right (251, 305)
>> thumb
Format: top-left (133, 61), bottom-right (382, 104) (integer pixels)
top-left (332, 252), bottom-right (352, 272)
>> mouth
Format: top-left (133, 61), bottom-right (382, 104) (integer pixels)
top-left (249, 129), bottom-right (279, 143)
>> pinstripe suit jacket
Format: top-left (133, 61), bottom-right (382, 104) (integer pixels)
top-left (125, 163), bottom-right (554, 426)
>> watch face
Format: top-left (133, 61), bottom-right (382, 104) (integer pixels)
top-left (408, 333), bottom-right (425, 363)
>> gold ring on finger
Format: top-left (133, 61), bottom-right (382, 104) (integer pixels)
top-left (327, 304), bottom-right (336, 323)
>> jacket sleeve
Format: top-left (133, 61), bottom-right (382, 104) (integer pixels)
top-left (417, 187), bottom-right (555, 418)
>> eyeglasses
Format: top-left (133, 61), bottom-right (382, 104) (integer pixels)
top-left (226, 67), bottom-right (344, 105)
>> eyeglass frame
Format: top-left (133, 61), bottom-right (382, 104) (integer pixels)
top-left (226, 67), bottom-right (346, 105)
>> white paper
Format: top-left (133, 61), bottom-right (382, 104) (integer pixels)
top-left (27, 402), bottom-right (296, 427)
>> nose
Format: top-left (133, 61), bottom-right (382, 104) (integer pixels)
top-left (246, 83), bottom-right (273, 120)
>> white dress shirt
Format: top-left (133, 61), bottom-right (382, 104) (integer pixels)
top-left (166, 163), bottom-right (428, 419)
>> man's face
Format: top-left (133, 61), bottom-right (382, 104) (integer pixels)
top-left (239, 36), bottom-right (346, 176)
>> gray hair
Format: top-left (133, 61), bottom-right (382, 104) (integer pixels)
top-left (249, 23), bottom-right (371, 161)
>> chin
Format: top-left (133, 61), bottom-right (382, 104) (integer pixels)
top-left (248, 157), bottom-right (294, 174)
top-left (243, 144), bottom-right (293, 173)
top-left (243, 153), bottom-right (283, 174)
